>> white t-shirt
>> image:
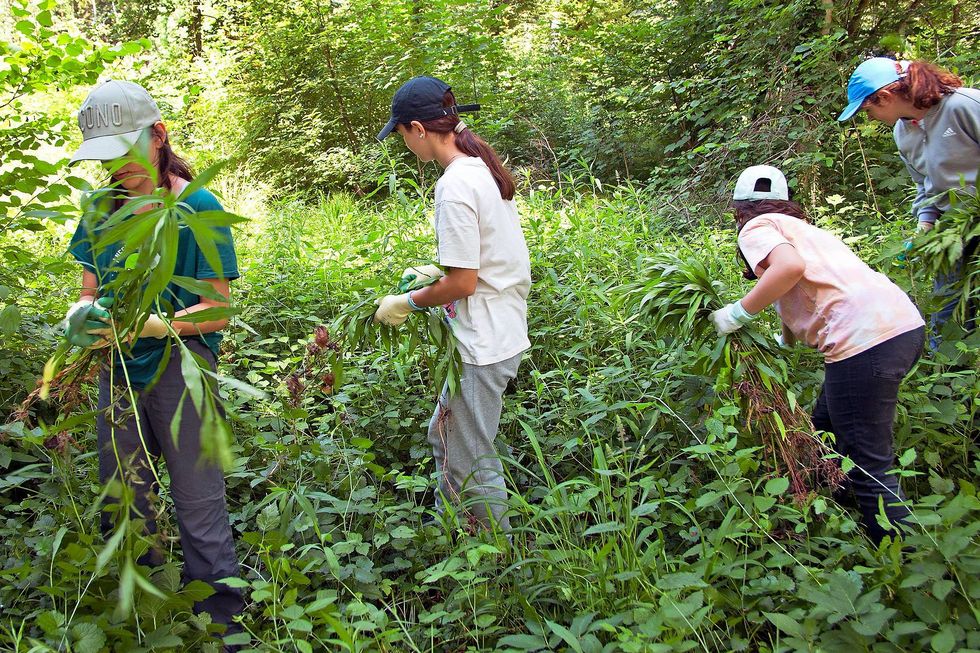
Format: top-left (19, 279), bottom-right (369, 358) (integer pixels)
top-left (434, 157), bottom-right (531, 366)
top-left (738, 213), bottom-right (924, 362)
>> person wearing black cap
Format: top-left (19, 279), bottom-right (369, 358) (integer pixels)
top-left (374, 76), bottom-right (531, 532)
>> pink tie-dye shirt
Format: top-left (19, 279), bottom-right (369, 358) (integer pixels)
top-left (738, 213), bottom-right (924, 363)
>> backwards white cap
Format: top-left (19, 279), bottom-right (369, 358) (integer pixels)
top-left (733, 165), bottom-right (789, 201)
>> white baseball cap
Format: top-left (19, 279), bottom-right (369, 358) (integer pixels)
top-left (70, 80), bottom-right (162, 164)
top-left (733, 165), bottom-right (789, 201)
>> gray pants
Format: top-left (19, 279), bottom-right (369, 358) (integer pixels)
top-left (426, 352), bottom-right (522, 530)
top-left (97, 339), bottom-right (244, 628)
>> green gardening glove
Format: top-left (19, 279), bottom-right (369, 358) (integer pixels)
top-left (64, 296), bottom-right (114, 348)
top-left (894, 221), bottom-right (932, 269)
top-left (398, 264), bottom-right (444, 293)
top-left (893, 239), bottom-right (914, 269)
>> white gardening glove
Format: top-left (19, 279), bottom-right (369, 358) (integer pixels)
top-left (89, 313), bottom-right (169, 341)
top-left (398, 264), bottom-right (444, 292)
top-left (374, 293), bottom-right (418, 327)
top-left (709, 301), bottom-right (758, 336)
top-left (916, 221), bottom-right (934, 233)
top-left (137, 314), bottom-right (169, 339)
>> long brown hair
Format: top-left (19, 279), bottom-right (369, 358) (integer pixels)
top-left (733, 199), bottom-right (808, 231)
top-left (866, 60), bottom-right (963, 110)
top-left (410, 90), bottom-right (515, 201)
top-left (156, 129), bottom-right (194, 191)
top-left (732, 199), bottom-right (809, 279)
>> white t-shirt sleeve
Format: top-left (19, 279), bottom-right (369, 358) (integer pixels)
top-left (737, 216), bottom-right (792, 272)
top-left (436, 199), bottom-right (480, 269)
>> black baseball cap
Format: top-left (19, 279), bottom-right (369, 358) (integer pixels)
top-left (377, 76), bottom-right (480, 140)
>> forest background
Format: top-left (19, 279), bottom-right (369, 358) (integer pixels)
top-left (0, 0), bottom-right (978, 651)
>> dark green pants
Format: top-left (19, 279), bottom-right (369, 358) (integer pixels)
top-left (97, 339), bottom-right (244, 628)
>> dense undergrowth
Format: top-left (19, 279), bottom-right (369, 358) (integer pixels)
top-left (0, 178), bottom-right (977, 652)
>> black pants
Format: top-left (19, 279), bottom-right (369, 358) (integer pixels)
top-left (812, 327), bottom-right (925, 544)
top-left (97, 339), bottom-right (244, 629)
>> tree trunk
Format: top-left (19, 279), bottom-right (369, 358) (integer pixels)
top-left (950, 0), bottom-right (960, 48)
top-left (189, 0), bottom-right (203, 59)
top-left (846, 0), bottom-right (871, 37)
top-left (322, 40), bottom-right (359, 148)
top-left (821, 0), bottom-right (834, 35)
top-left (891, 0), bottom-right (927, 42)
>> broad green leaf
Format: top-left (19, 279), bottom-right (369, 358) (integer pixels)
top-left (764, 477), bottom-right (789, 496)
top-left (71, 622), bottom-right (106, 653)
top-left (0, 305), bottom-right (21, 336)
top-left (171, 275), bottom-right (230, 302)
top-left (763, 612), bottom-right (804, 638)
top-left (173, 306), bottom-right (241, 324)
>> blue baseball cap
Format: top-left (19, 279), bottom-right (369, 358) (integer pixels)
top-left (377, 76), bottom-right (480, 140)
top-left (837, 57), bottom-right (904, 121)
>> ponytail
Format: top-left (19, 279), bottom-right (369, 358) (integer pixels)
top-left (868, 60), bottom-right (962, 110)
top-left (410, 91), bottom-right (516, 201)
top-left (452, 125), bottom-right (516, 201)
top-left (903, 61), bottom-right (962, 109)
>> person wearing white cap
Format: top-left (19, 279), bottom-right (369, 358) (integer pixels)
top-left (62, 80), bottom-right (245, 642)
top-left (839, 57), bottom-right (980, 347)
top-left (709, 165), bottom-right (925, 545)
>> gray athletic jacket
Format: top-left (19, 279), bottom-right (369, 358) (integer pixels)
top-left (893, 87), bottom-right (980, 224)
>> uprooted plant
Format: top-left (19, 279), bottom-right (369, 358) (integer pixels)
top-left (911, 182), bottom-right (980, 327)
top-left (620, 247), bottom-right (844, 501)
top-left (285, 272), bottom-right (463, 407)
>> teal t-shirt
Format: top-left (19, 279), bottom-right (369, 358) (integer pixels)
top-left (68, 187), bottom-right (240, 388)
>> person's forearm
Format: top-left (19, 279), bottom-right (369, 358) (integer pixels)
top-left (409, 273), bottom-right (475, 307)
top-left (740, 264), bottom-right (804, 314)
top-left (171, 302), bottom-right (229, 335)
top-left (80, 270), bottom-right (99, 300)
top-left (916, 205), bottom-right (940, 226)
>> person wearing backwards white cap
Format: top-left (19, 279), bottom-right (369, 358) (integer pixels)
top-left (839, 57), bottom-right (980, 347)
top-left (709, 165), bottom-right (925, 545)
top-left (62, 79), bottom-right (245, 646)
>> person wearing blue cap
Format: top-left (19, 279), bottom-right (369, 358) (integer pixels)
top-left (839, 57), bottom-right (980, 347)
top-left (374, 76), bottom-right (531, 532)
